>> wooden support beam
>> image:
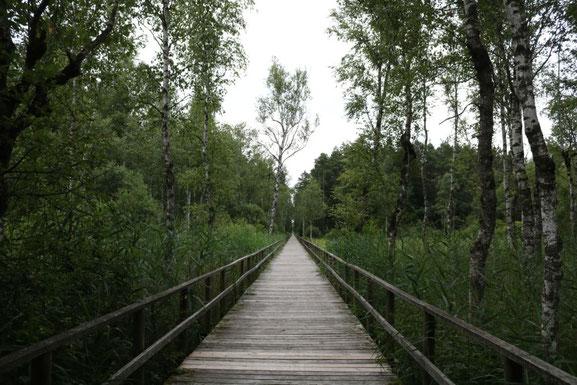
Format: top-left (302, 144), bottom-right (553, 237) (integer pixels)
top-left (422, 310), bottom-right (436, 385)
top-left (31, 351), bottom-right (52, 385)
top-left (204, 276), bottom-right (212, 333)
top-left (131, 309), bottom-right (145, 385)
top-left (179, 289), bottom-right (190, 352)
top-left (219, 270), bottom-right (226, 319)
top-left (366, 279), bottom-right (374, 334)
top-left (353, 270), bottom-right (360, 312)
top-left (504, 357), bottom-right (525, 384)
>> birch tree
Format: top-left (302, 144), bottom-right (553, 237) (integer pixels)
top-left (546, 48), bottom-right (577, 239)
top-left (504, 0), bottom-right (562, 358)
top-left (462, 0), bottom-right (497, 308)
top-left (494, 24), bottom-right (536, 262)
top-left (503, 0), bottom-right (564, 359)
top-left (329, 0), bottom-right (397, 168)
top-left (140, 0), bottom-right (184, 263)
top-left (186, 0), bottom-right (250, 225)
top-left (257, 59), bottom-right (316, 234)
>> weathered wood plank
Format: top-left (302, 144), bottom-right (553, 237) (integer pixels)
top-left (164, 236), bottom-right (395, 384)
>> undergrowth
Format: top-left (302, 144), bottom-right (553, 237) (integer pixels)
top-left (0, 221), bottom-right (282, 385)
top-left (319, 225), bottom-right (577, 385)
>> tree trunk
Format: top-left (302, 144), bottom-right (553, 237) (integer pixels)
top-left (463, 0), bottom-right (497, 309)
top-left (562, 150), bottom-right (576, 238)
top-left (268, 156), bottom-right (282, 235)
top-left (510, 94), bottom-right (536, 263)
top-left (202, 97), bottom-right (215, 226)
top-left (161, 0), bottom-right (175, 249)
top-left (68, 78), bottom-right (78, 195)
top-left (503, 0), bottom-right (563, 360)
top-left (447, 80), bottom-right (458, 235)
top-left (0, 142), bottom-right (12, 244)
top-left (186, 188), bottom-right (192, 229)
top-left (500, 95), bottom-right (515, 245)
top-left (388, 82), bottom-right (414, 251)
top-left (421, 82), bottom-right (429, 246)
top-left (533, 183), bottom-right (543, 252)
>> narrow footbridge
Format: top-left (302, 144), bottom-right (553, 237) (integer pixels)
top-left (1, 236), bottom-right (576, 385)
top-left (166, 236), bottom-right (393, 384)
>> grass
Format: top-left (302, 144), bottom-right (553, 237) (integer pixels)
top-left (317, 225), bottom-right (577, 385)
top-left (0, 221), bottom-right (283, 385)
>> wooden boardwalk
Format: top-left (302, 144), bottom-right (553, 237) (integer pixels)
top-left (166, 236), bottom-right (394, 384)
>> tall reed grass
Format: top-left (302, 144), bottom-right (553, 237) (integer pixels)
top-left (321, 225), bottom-right (577, 384)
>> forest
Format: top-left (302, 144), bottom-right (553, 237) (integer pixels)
top-left (0, 0), bottom-right (576, 384)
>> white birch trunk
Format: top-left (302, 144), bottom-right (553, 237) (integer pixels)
top-left (447, 80), bottom-right (458, 235)
top-left (421, 82), bottom-right (429, 246)
top-left (388, 82), bottom-right (414, 251)
top-left (504, 0), bottom-right (563, 360)
top-left (510, 95), bottom-right (536, 263)
top-left (161, 0), bottom-right (175, 236)
top-left (463, 0), bottom-right (497, 309)
top-left (268, 154), bottom-right (282, 235)
top-left (500, 98), bottom-right (515, 245)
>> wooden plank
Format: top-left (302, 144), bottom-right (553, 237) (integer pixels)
top-left (164, 236), bottom-right (395, 384)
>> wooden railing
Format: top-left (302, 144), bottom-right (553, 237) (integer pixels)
top-left (0, 238), bottom-right (286, 385)
top-left (298, 237), bottom-right (577, 385)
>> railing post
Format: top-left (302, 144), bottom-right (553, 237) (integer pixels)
top-left (179, 289), bottom-right (190, 351)
top-left (204, 276), bottom-right (212, 333)
top-left (504, 357), bottom-right (524, 384)
top-left (344, 265), bottom-right (351, 302)
top-left (239, 259), bottom-right (245, 295)
top-left (31, 351), bottom-right (52, 385)
top-left (366, 279), bottom-right (374, 334)
top-left (353, 269), bottom-right (359, 312)
top-left (385, 290), bottom-right (395, 326)
top-left (422, 310), bottom-right (436, 385)
top-left (385, 289), bottom-right (395, 354)
top-left (220, 269), bottom-right (227, 318)
top-left (131, 309), bottom-right (145, 385)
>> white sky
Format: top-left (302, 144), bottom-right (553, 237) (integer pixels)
top-left (219, 0), bottom-right (359, 186)
top-left (139, 0), bottom-right (553, 187)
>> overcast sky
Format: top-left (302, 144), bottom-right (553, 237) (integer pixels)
top-left (139, 0), bottom-right (552, 187)
top-left (219, 0), bottom-right (358, 187)
top-left (218, 0), bottom-right (466, 186)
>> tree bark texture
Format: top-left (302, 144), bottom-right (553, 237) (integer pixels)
top-left (500, 96), bottom-right (515, 245)
top-left (503, 0), bottom-right (563, 360)
top-left (202, 98), bottom-right (215, 226)
top-left (388, 83), bottom-right (415, 251)
top-left (268, 156), bottom-right (282, 235)
top-left (421, 84), bottom-right (430, 246)
top-left (562, 150), bottom-right (576, 238)
top-left (446, 80), bottom-right (458, 235)
top-left (510, 95), bottom-right (536, 263)
top-left (161, 0), bottom-right (176, 237)
top-left (463, 0), bottom-right (497, 308)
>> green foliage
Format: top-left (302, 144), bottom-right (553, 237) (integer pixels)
top-left (321, 229), bottom-right (577, 384)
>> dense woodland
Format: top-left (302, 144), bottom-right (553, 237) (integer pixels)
top-left (1, 0), bottom-right (577, 384)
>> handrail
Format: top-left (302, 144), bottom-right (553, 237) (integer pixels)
top-left (0, 237), bottom-right (286, 383)
top-left (300, 239), bottom-right (455, 385)
top-left (298, 237), bottom-right (577, 385)
top-left (106, 239), bottom-right (281, 383)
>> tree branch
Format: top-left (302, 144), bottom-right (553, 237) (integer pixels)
top-left (53, 1), bottom-right (120, 85)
